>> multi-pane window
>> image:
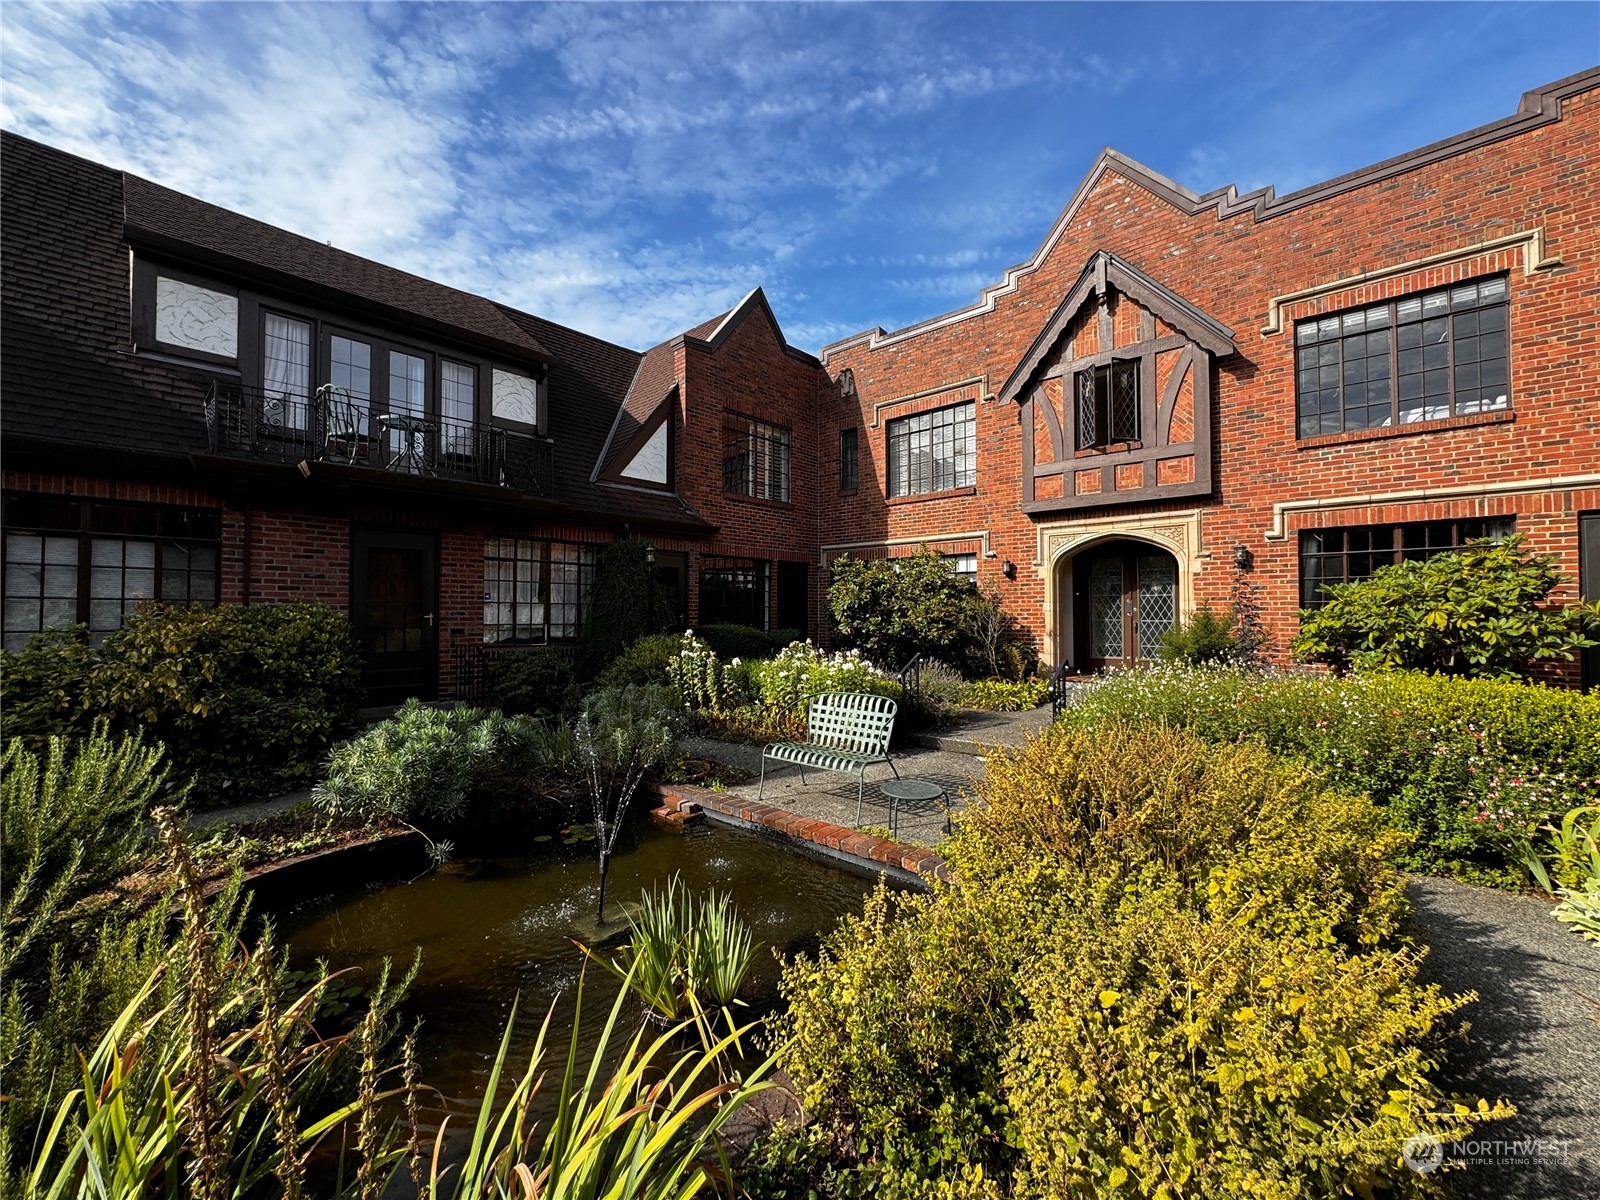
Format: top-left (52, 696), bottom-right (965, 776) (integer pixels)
top-left (1295, 276), bottom-right (1509, 437)
top-left (722, 414), bottom-right (791, 502)
top-left (328, 335), bottom-right (373, 419)
top-left (1075, 360), bottom-right (1140, 449)
top-left (943, 553), bottom-right (978, 587)
top-left (549, 543), bottom-right (597, 640)
top-left (262, 314), bottom-right (312, 429)
top-left (699, 559), bottom-right (770, 629)
top-left (1299, 517), bottom-right (1515, 607)
top-left (1, 495), bottom-right (221, 650)
top-left (886, 402), bottom-right (976, 497)
top-left (840, 427), bottom-right (859, 491)
top-left (441, 360), bottom-right (476, 456)
top-left (482, 538), bottom-right (597, 643)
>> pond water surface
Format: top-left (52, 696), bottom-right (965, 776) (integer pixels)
top-left (277, 815), bottom-right (900, 1113)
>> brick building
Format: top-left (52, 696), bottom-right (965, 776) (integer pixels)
top-left (3, 66), bottom-right (1598, 695)
top-left (820, 66), bottom-right (1600, 687)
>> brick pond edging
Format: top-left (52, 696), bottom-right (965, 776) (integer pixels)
top-left (650, 781), bottom-right (953, 889)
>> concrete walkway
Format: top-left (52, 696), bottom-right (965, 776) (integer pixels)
top-left (1407, 876), bottom-right (1600, 1199)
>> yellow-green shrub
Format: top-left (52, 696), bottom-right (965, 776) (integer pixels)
top-left (1060, 665), bottom-right (1600, 885)
top-left (763, 724), bottom-right (1505, 1198)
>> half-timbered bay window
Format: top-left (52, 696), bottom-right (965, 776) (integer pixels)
top-left (1295, 276), bottom-right (1509, 437)
top-left (1, 494), bottom-right (221, 650)
top-left (482, 537), bottom-right (597, 643)
top-left (1076, 359), bottom-right (1140, 450)
top-left (1298, 517), bottom-right (1515, 607)
top-left (722, 414), bottom-right (791, 502)
top-left (886, 402), bottom-right (976, 497)
top-left (699, 558), bottom-right (770, 628)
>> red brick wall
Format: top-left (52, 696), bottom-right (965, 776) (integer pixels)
top-left (675, 309), bottom-right (829, 634)
top-left (820, 84), bottom-right (1600, 676)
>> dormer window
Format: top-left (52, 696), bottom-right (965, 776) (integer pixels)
top-left (1076, 359), bottom-right (1139, 450)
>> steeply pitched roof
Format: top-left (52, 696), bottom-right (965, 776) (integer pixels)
top-left (122, 174), bottom-right (551, 365)
top-left (998, 251), bottom-right (1237, 405)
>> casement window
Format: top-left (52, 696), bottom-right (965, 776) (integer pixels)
top-left (699, 559), bottom-right (770, 629)
top-left (328, 335), bottom-right (373, 417)
top-left (1298, 517), bottom-right (1515, 607)
top-left (262, 313), bottom-right (313, 429)
top-left (1, 494), bottom-right (221, 651)
top-left (482, 537), bottom-right (597, 644)
top-left (840, 427), bottom-right (859, 491)
top-left (1295, 276), bottom-right (1509, 437)
top-left (886, 402), bottom-right (975, 497)
top-left (1075, 360), bottom-right (1140, 450)
top-left (721, 414), bottom-right (791, 502)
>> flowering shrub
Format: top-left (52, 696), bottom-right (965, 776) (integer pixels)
top-left (1060, 664), bottom-right (1600, 886)
top-left (751, 640), bottom-right (902, 714)
top-left (664, 631), bottom-right (726, 712)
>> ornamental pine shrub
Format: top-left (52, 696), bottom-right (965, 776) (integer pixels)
top-left (1293, 534), bottom-right (1600, 678)
top-left (764, 724), bottom-right (1505, 1199)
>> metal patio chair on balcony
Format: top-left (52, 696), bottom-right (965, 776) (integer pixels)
top-left (317, 385), bottom-right (370, 465)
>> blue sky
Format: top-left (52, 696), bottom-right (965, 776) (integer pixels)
top-left (2, 3), bottom-right (1595, 352)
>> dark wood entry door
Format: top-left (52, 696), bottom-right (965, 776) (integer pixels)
top-left (1074, 541), bottom-right (1178, 670)
top-left (776, 561), bottom-right (808, 635)
top-left (352, 529), bottom-right (438, 703)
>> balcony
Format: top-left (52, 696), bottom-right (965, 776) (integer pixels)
top-left (204, 382), bottom-right (555, 495)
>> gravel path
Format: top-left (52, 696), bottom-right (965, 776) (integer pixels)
top-left (1407, 876), bottom-right (1600, 1199)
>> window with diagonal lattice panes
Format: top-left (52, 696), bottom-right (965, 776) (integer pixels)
top-left (1075, 359), bottom-right (1139, 450)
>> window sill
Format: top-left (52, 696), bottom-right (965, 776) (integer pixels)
top-left (1297, 408), bottom-right (1513, 449)
top-left (886, 485), bottom-right (978, 506)
top-left (720, 492), bottom-right (793, 510)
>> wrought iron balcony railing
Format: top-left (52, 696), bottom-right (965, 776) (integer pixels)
top-left (204, 382), bottom-right (555, 496)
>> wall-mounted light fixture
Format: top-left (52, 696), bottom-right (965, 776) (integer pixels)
top-left (1233, 543), bottom-right (1254, 570)
top-left (1002, 559), bottom-right (1017, 580)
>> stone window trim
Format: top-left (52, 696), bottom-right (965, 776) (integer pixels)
top-left (1295, 407), bottom-right (1515, 451)
top-left (885, 400), bottom-right (977, 499)
top-left (1292, 274), bottom-right (1511, 439)
top-left (885, 485), bottom-right (979, 507)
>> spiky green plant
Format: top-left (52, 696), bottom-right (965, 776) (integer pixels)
top-left (428, 967), bottom-right (774, 1200)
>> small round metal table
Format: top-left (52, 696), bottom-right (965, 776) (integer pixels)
top-left (876, 778), bottom-right (949, 841)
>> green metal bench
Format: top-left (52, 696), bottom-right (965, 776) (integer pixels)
top-left (758, 691), bottom-right (900, 826)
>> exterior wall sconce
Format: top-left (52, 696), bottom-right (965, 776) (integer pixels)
top-left (1233, 543), bottom-right (1254, 570)
top-left (838, 368), bottom-right (857, 401)
top-left (1002, 559), bottom-right (1017, 580)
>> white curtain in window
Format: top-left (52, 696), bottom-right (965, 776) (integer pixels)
top-left (263, 315), bottom-right (311, 430)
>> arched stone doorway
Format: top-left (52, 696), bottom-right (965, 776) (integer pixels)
top-left (1037, 510), bottom-right (1203, 674)
top-left (1067, 539), bottom-right (1179, 669)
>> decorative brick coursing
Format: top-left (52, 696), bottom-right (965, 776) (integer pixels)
top-left (653, 781), bottom-right (953, 886)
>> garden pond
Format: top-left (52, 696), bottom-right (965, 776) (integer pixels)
top-left (275, 813), bottom-right (906, 1117)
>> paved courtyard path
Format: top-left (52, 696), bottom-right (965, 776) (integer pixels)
top-left (1407, 876), bottom-right (1600, 1199)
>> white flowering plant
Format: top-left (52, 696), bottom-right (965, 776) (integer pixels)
top-left (751, 640), bottom-right (902, 715)
top-left (664, 630), bottom-right (726, 713)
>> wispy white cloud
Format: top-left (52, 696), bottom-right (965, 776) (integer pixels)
top-left (2, 2), bottom-right (1593, 352)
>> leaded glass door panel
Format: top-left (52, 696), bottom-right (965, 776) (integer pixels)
top-left (1072, 541), bottom-right (1180, 670)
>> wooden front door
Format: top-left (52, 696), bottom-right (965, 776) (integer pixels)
top-left (352, 529), bottom-right (438, 702)
top-left (1074, 541), bottom-right (1178, 670)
